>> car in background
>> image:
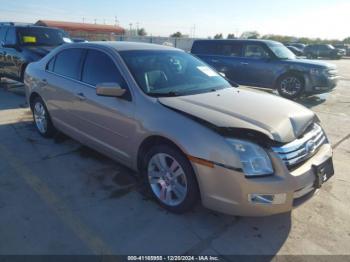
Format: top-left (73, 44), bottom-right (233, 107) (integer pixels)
top-left (191, 40), bottom-right (339, 99)
top-left (24, 42), bottom-right (334, 216)
top-left (0, 22), bottom-right (71, 82)
top-left (304, 44), bottom-right (345, 59)
top-left (333, 44), bottom-right (350, 56)
top-left (286, 45), bottom-right (304, 56)
top-left (288, 43), bottom-right (306, 51)
top-left (72, 38), bottom-right (88, 43)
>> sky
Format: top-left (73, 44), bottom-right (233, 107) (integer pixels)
top-left (0, 0), bottom-right (349, 40)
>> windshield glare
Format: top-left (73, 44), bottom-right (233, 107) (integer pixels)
top-left (268, 43), bottom-right (296, 60)
top-left (18, 28), bottom-right (67, 46)
top-left (120, 50), bottom-right (231, 97)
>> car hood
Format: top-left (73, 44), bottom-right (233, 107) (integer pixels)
top-left (24, 46), bottom-right (56, 58)
top-left (158, 88), bottom-right (317, 143)
top-left (286, 58), bottom-right (336, 69)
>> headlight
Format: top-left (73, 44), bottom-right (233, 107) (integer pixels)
top-left (226, 139), bottom-right (273, 177)
top-left (310, 68), bottom-right (327, 75)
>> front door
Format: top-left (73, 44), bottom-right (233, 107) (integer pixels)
top-left (239, 43), bottom-right (276, 87)
top-left (73, 49), bottom-right (136, 163)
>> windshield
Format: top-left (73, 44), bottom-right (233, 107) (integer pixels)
top-left (120, 50), bottom-right (231, 97)
top-left (268, 42), bottom-right (296, 60)
top-left (17, 27), bottom-right (68, 46)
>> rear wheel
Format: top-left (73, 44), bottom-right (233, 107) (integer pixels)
top-left (31, 96), bottom-right (56, 138)
top-left (141, 144), bottom-right (199, 214)
top-left (277, 74), bottom-right (304, 99)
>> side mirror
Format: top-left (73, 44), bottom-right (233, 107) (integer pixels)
top-left (96, 83), bottom-right (127, 97)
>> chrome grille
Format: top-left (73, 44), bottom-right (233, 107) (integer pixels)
top-left (272, 123), bottom-right (327, 168)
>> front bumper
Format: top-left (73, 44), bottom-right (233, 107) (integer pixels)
top-left (192, 143), bottom-right (333, 216)
top-left (306, 74), bottom-right (340, 94)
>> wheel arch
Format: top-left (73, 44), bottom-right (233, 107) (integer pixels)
top-left (137, 135), bottom-right (190, 173)
top-left (20, 63), bottom-right (29, 82)
top-left (29, 92), bottom-right (41, 111)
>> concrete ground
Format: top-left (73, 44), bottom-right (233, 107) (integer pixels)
top-left (0, 59), bottom-right (349, 256)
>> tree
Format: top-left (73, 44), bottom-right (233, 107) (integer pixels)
top-left (171, 32), bottom-right (183, 38)
top-left (137, 28), bottom-right (147, 36)
top-left (344, 37), bottom-right (350, 44)
top-left (214, 33), bottom-right (223, 39)
top-left (227, 33), bottom-right (235, 39)
top-left (240, 31), bottom-right (260, 39)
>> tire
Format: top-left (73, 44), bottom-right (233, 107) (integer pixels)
top-left (141, 144), bottom-right (200, 214)
top-left (31, 96), bottom-right (56, 138)
top-left (277, 74), bottom-right (304, 99)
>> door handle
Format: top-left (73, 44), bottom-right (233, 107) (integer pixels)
top-left (76, 92), bottom-right (86, 101)
top-left (211, 59), bottom-right (219, 63)
top-left (240, 62), bottom-right (249, 65)
top-left (41, 78), bottom-right (48, 84)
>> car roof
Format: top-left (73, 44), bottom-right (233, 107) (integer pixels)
top-left (193, 39), bottom-right (280, 45)
top-left (67, 41), bottom-right (181, 52)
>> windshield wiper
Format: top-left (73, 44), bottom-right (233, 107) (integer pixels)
top-left (149, 91), bottom-right (181, 97)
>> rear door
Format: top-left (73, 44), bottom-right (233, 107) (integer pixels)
top-left (192, 41), bottom-right (243, 83)
top-left (73, 48), bottom-right (135, 163)
top-left (44, 48), bottom-right (85, 133)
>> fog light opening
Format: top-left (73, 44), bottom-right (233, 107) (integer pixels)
top-left (248, 193), bottom-right (287, 205)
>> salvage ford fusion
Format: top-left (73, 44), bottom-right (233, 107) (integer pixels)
top-left (24, 42), bottom-right (334, 216)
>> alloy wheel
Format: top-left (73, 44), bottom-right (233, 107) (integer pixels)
top-left (147, 153), bottom-right (188, 206)
top-left (33, 101), bottom-right (47, 134)
top-left (280, 76), bottom-right (302, 96)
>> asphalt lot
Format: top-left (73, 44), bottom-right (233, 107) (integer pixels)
top-left (0, 59), bottom-right (350, 256)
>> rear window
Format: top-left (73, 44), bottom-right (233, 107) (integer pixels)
top-left (0, 26), bottom-right (8, 42)
top-left (192, 41), bottom-right (219, 55)
top-left (192, 41), bottom-right (242, 57)
top-left (53, 48), bottom-right (84, 80)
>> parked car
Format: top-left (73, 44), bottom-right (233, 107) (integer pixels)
top-left (333, 44), bottom-right (350, 56)
top-left (286, 45), bottom-right (304, 56)
top-left (287, 43), bottom-right (306, 51)
top-left (0, 22), bottom-right (71, 82)
top-left (25, 42), bottom-right (334, 216)
top-left (72, 38), bottom-right (88, 43)
top-left (304, 44), bottom-right (346, 59)
top-left (191, 40), bottom-right (339, 99)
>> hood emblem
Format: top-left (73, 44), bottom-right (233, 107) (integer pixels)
top-left (305, 140), bottom-right (316, 154)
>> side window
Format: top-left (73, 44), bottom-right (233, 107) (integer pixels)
top-left (192, 42), bottom-right (219, 55)
top-left (4, 27), bottom-right (17, 45)
top-left (82, 49), bottom-right (126, 87)
top-left (53, 49), bottom-right (84, 79)
top-left (46, 57), bottom-right (55, 71)
top-left (0, 26), bottom-right (8, 43)
top-left (243, 44), bottom-right (270, 59)
top-left (218, 43), bottom-right (242, 57)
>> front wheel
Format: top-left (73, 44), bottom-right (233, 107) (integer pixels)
top-left (277, 74), bottom-right (304, 99)
top-left (142, 145), bottom-right (200, 214)
top-left (31, 96), bottom-right (56, 138)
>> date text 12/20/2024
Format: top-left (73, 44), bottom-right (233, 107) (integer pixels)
top-left (127, 256), bottom-right (220, 261)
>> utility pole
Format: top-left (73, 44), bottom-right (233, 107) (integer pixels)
top-left (115, 16), bottom-right (119, 26)
top-left (129, 23), bottom-right (133, 36)
top-left (94, 19), bottom-right (97, 24)
top-left (82, 17), bottom-right (85, 23)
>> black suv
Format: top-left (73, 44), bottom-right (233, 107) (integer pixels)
top-left (0, 23), bottom-right (70, 82)
top-left (304, 44), bottom-right (345, 59)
